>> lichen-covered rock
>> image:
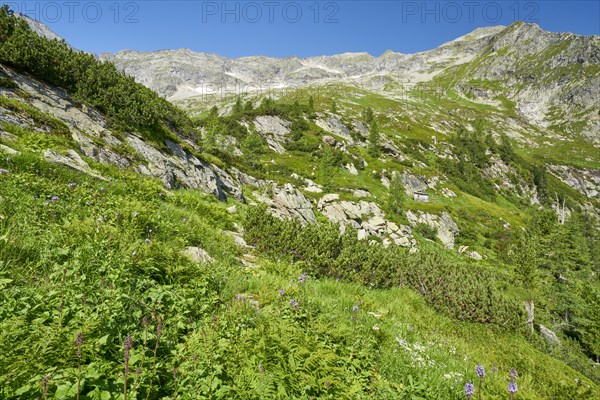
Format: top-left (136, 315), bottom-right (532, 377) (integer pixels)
top-left (406, 210), bottom-right (460, 249)
top-left (253, 116), bottom-right (291, 153)
top-left (254, 183), bottom-right (317, 225)
top-left (44, 149), bottom-right (107, 181)
top-left (316, 115), bottom-right (354, 143)
top-left (318, 194), bottom-right (415, 247)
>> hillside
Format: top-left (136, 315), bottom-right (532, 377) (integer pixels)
top-left (1, 5), bottom-right (600, 399)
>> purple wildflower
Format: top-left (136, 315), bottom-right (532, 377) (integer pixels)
top-left (142, 316), bottom-right (148, 328)
top-left (290, 299), bottom-right (299, 309)
top-left (124, 335), bottom-right (133, 374)
top-left (41, 375), bottom-right (51, 399)
top-left (464, 381), bottom-right (475, 398)
top-left (298, 273), bottom-right (308, 284)
top-left (100, 187), bottom-right (106, 193)
top-left (352, 305), bottom-right (359, 313)
top-left (508, 381), bottom-right (518, 394)
top-left (476, 365), bottom-right (485, 378)
top-left (51, 196), bottom-right (59, 203)
top-left (0, 168), bottom-right (8, 174)
top-left (279, 288), bottom-right (285, 296)
top-left (75, 332), bottom-right (84, 358)
top-left (145, 238), bottom-right (151, 244)
top-left (509, 368), bottom-right (518, 379)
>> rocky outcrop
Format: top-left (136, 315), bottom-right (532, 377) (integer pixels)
top-left (253, 183), bottom-right (317, 225)
top-left (316, 116), bottom-right (354, 143)
top-left (317, 194), bottom-right (415, 247)
top-left (1, 65), bottom-right (245, 202)
top-left (291, 173), bottom-right (323, 193)
top-left (406, 210), bottom-right (460, 249)
top-left (44, 149), bottom-right (107, 181)
top-left (540, 325), bottom-right (560, 344)
top-left (401, 171), bottom-right (436, 195)
top-left (482, 156), bottom-right (538, 203)
top-left (549, 165), bottom-right (600, 199)
top-left (253, 116), bottom-right (291, 153)
top-left (126, 135), bottom-right (243, 201)
top-left (458, 245), bottom-right (483, 260)
top-left (181, 246), bottom-right (214, 263)
top-left (230, 167), bottom-right (268, 189)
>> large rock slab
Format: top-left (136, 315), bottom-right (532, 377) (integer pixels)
top-left (44, 149), bottom-right (107, 181)
top-left (406, 210), bottom-right (460, 249)
top-left (126, 135), bottom-right (244, 201)
top-left (317, 194), bottom-right (415, 247)
top-left (316, 115), bottom-right (354, 143)
top-left (254, 183), bottom-right (317, 225)
top-left (253, 116), bottom-right (291, 153)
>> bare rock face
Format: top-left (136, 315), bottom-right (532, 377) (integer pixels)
top-left (253, 116), bottom-right (291, 153)
top-left (1, 65), bottom-right (246, 202)
top-left (401, 171), bottom-right (436, 195)
top-left (317, 194), bottom-right (415, 247)
top-left (181, 246), bottom-right (214, 263)
top-left (406, 210), bottom-right (460, 249)
top-left (44, 149), bottom-right (107, 181)
top-left (549, 165), bottom-right (600, 199)
top-left (316, 115), bottom-right (354, 143)
top-left (254, 183), bottom-right (317, 225)
top-left (126, 135), bottom-right (244, 201)
top-left (540, 325), bottom-right (561, 344)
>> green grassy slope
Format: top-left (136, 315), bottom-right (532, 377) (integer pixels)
top-left (1, 148), bottom-right (597, 398)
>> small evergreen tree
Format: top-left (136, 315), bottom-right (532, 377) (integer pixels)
top-left (242, 132), bottom-right (266, 167)
top-left (512, 231), bottom-right (540, 333)
top-left (362, 107), bottom-right (374, 125)
top-left (319, 145), bottom-right (339, 190)
top-left (260, 97), bottom-right (276, 115)
top-left (308, 95), bottom-right (315, 114)
top-left (388, 172), bottom-right (406, 215)
top-left (232, 97), bottom-right (243, 115)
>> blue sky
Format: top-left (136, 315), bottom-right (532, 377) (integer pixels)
top-left (4, 1), bottom-right (599, 57)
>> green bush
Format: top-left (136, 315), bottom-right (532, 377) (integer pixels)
top-left (414, 223), bottom-right (438, 241)
top-left (242, 206), bottom-right (524, 328)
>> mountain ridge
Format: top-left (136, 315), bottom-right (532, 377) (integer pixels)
top-left (100, 22), bottom-right (599, 144)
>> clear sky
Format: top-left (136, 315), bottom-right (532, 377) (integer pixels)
top-left (4, 1), bottom-right (599, 57)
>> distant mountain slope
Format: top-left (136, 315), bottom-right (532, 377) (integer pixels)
top-left (99, 25), bottom-right (507, 100)
top-left (101, 23), bottom-right (599, 141)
